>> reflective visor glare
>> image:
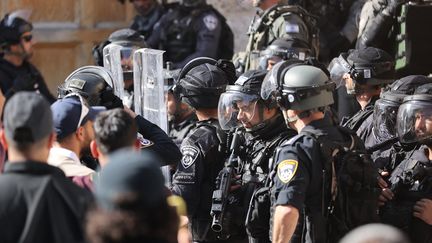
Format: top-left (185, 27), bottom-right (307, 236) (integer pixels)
top-left (397, 102), bottom-right (432, 143)
top-left (261, 69), bottom-right (278, 100)
top-left (328, 57), bottom-right (349, 89)
top-left (218, 92), bottom-right (258, 130)
top-left (373, 99), bottom-right (398, 139)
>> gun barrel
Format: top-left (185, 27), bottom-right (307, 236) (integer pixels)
top-left (211, 216), bottom-right (223, 232)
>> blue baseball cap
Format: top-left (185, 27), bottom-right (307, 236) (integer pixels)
top-left (51, 94), bottom-right (106, 140)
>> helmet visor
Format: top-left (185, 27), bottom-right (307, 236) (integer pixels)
top-left (218, 91), bottom-right (259, 130)
top-left (397, 101), bottom-right (432, 143)
top-left (373, 99), bottom-right (399, 141)
top-left (328, 55), bottom-right (351, 89)
top-left (260, 61), bottom-right (286, 100)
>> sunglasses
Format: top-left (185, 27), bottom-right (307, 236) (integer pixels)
top-left (21, 35), bottom-right (33, 42)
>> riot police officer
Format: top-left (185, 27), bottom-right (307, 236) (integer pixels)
top-left (147, 0), bottom-right (233, 69)
top-left (167, 77), bottom-right (197, 148)
top-left (129, 0), bottom-right (166, 38)
top-left (217, 69), bottom-right (296, 242)
top-left (240, 0), bottom-right (319, 72)
top-left (0, 10), bottom-right (55, 103)
top-left (329, 47), bottom-right (395, 141)
top-left (368, 75), bottom-right (432, 168)
top-left (171, 57), bottom-right (238, 242)
top-left (258, 38), bottom-right (313, 70)
top-left (380, 83), bottom-right (432, 243)
top-left (262, 63), bottom-right (375, 242)
top-left (58, 65), bottom-right (181, 167)
top-left (102, 28), bottom-right (148, 108)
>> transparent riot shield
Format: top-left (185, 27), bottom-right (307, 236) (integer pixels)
top-left (133, 48), bottom-right (168, 133)
top-left (103, 43), bottom-right (126, 102)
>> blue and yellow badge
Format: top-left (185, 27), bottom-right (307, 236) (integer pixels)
top-left (277, 160), bottom-right (298, 184)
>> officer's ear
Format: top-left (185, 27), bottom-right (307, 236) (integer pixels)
top-left (0, 128), bottom-right (8, 151)
top-left (90, 140), bottom-right (99, 159)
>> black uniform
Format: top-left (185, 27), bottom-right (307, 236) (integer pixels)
top-left (270, 115), bottom-right (351, 243)
top-left (130, 3), bottom-right (165, 39)
top-left (169, 113), bottom-right (198, 148)
top-left (135, 115), bottom-right (182, 166)
top-left (381, 146), bottom-right (432, 243)
top-left (0, 58), bottom-right (55, 103)
top-left (341, 98), bottom-right (377, 142)
top-left (172, 118), bottom-right (227, 242)
top-left (241, 115), bottom-right (296, 243)
top-left (147, 4), bottom-right (222, 69)
top-left (0, 161), bottom-right (93, 243)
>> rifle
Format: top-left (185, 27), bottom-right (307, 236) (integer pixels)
top-left (210, 128), bottom-right (242, 236)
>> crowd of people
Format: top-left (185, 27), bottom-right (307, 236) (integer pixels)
top-left (1, 0), bottom-right (432, 242)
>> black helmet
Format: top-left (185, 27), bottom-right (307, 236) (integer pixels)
top-left (0, 10), bottom-right (33, 48)
top-left (397, 92), bottom-right (432, 145)
top-left (59, 66), bottom-right (123, 109)
top-left (329, 47), bottom-right (395, 94)
top-left (173, 57), bottom-right (235, 109)
top-left (259, 38), bottom-right (312, 70)
top-left (180, 0), bottom-right (206, 7)
top-left (108, 28), bottom-right (147, 48)
top-left (218, 70), bottom-right (270, 130)
top-left (373, 75), bottom-right (432, 141)
top-left (92, 28), bottom-right (147, 67)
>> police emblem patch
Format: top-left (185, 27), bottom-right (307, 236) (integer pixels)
top-left (137, 134), bottom-right (154, 148)
top-left (203, 14), bottom-right (218, 31)
top-left (285, 23), bottom-right (300, 33)
top-left (277, 160), bottom-right (298, 183)
top-left (181, 146), bottom-right (199, 169)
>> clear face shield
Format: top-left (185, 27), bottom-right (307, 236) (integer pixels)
top-left (259, 48), bottom-right (308, 71)
top-left (328, 54), bottom-right (352, 90)
top-left (397, 100), bottom-right (432, 144)
top-left (103, 43), bottom-right (141, 94)
top-left (218, 89), bottom-right (259, 130)
top-left (260, 61), bottom-right (286, 101)
top-left (373, 99), bottom-right (399, 141)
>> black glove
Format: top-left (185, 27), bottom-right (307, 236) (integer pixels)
top-left (100, 89), bottom-right (124, 109)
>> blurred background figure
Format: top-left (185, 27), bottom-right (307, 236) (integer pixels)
top-left (0, 10), bottom-right (55, 103)
top-left (130, 0), bottom-right (166, 38)
top-left (86, 149), bottom-right (180, 243)
top-left (339, 223), bottom-right (410, 243)
top-left (147, 0), bottom-right (234, 69)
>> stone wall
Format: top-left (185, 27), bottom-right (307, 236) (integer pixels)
top-left (206, 0), bottom-right (256, 52)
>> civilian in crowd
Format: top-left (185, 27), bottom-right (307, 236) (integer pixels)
top-left (86, 149), bottom-right (179, 243)
top-left (48, 94), bottom-right (105, 185)
top-left (0, 92), bottom-right (93, 243)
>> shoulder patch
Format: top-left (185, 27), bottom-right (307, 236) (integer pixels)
top-left (181, 145), bottom-right (199, 169)
top-left (285, 23), bottom-right (300, 33)
top-left (138, 135), bottom-right (154, 148)
top-left (277, 159), bottom-right (298, 183)
top-left (203, 14), bottom-right (218, 31)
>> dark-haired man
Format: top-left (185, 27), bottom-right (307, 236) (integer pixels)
top-left (90, 108), bottom-right (141, 167)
